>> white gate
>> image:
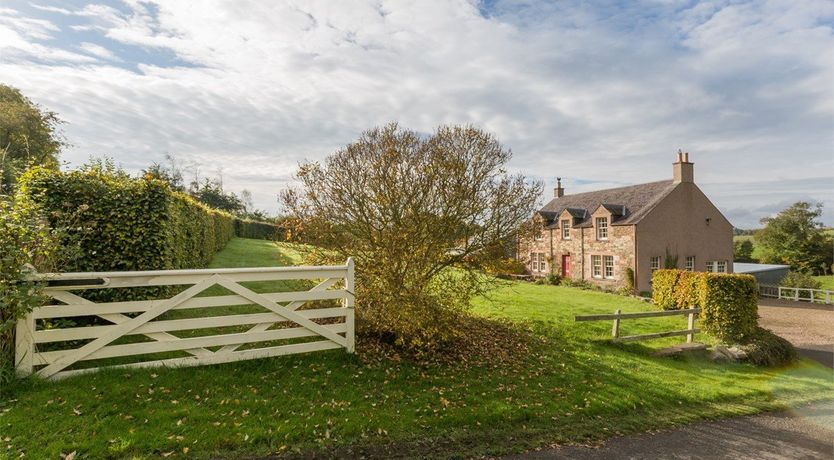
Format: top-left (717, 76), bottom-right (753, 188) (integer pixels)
top-left (16, 259), bottom-right (355, 380)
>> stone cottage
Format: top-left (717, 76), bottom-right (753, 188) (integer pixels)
top-left (519, 152), bottom-right (733, 292)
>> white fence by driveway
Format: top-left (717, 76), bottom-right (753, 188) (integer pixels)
top-left (16, 259), bottom-right (355, 380)
top-left (758, 285), bottom-right (834, 305)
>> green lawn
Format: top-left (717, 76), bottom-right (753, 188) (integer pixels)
top-left (813, 276), bottom-right (834, 290)
top-left (2, 238), bottom-right (832, 459)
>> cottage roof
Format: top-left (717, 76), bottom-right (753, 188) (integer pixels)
top-left (538, 180), bottom-right (676, 228)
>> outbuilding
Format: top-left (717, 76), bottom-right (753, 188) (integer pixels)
top-left (733, 263), bottom-right (790, 285)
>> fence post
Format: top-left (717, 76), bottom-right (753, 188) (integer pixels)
top-left (611, 309), bottom-right (621, 339)
top-left (794, 288), bottom-right (799, 301)
top-left (14, 312), bottom-right (35, 376)
top-left (826, 291), bottom-right (831, 305)
top-left (686, 309), bottom-right (695, 344)
top-left (344, 257), bottom-right (355, 354)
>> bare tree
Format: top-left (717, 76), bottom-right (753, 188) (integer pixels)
top-left (282, 123), bottom-right (542, 354)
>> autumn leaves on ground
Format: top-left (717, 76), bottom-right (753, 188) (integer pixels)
top-left (1, 238), bottom-right (831, 459)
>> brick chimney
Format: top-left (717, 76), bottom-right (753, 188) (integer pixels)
top-left (673, 150), bottom-right (693, 183)
top-left (554, 177), bottom-right (564, 198)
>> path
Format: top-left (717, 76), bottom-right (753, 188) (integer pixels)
top-left (505, 401), bottom-right (834, 459)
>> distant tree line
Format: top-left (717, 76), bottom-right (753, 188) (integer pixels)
top-left (733, 202), bottom-right (833, 276)
top-left (141, 153), bottom-right (275, 222)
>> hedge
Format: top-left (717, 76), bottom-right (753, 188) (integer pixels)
top-left (699, 272), bottom-right (758, 343)
top-left (652, 269), bottom-right (758, 343)
top-left (651, 269), bottom-right (680, 310)
top-left (235, 219), bottom-right (280, 240)
top-left (17, 166), bottom-right (235, 277)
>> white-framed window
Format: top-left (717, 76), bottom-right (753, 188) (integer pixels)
top-left (561, 219), bottom-right (570, 240)
top-left (604, 255), bottom-right (614, 279)
top-left (535, 230), bottom-right (544, 241)
top-left (685, 256), bottom-right (695, 271)
top-left (592, 255), bottom-right (602, 278)
top-left (716, 261), bottom-right (726, 273)
top-left (596, 217), bottom-right (608, 240)
top-left (531, 253), bottom-right (546, 272)
top-left (650, 256), bottom-right (661, 272)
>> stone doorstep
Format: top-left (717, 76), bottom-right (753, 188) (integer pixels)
top-left (653, 342), bottom-right (708, 357)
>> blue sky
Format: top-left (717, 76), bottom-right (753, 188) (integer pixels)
top-left (1, 0), bottom-right (831, 227)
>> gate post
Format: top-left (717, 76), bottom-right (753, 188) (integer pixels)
top-left (611, 309), bottom-right (621, 339)
top-left (686, 309), bottom-right (695, 343)
top-left (344, 257), bottom-right (356, 354)
top-left (15, 312), bottom-right (35, 376)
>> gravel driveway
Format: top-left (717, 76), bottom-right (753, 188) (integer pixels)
top-left (757, 299), bottom-right (833, 368)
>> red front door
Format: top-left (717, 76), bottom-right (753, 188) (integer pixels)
top-left (562, 254), bottom-right (571, 277)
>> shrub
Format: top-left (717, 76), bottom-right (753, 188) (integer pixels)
top-left (624, 267), bottom-right (635, 293)
top-left (699, 273), bottom-right (758, 343)
top-left (17, 165), bottom-right (235, 286)
top-left (544, 274), bottom-right (561, 285)
top-left (779, 271), bottom-right (822, 289)
top-left (740, 327), bottom-right (796, 367)
top-left (562, 278), bottom-right (592, 290)
top-left (0, 196), bottom-right (57, 384)
top-left (281, 123), bottom-right (542, 356)
top-left (483, 257), bottom-right (528, 276)
top-left (651, 269), bottom-right (681, 310)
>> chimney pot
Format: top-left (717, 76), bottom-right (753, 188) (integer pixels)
top-left (673, 151), bottom-right (694, 183)
top-left (554, 177), bottom-right (564, 198)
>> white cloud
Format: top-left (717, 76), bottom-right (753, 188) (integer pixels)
top-left (0, 0), bottom-right (831, 227)
top-left (78, 41), bottom-right (118, 60)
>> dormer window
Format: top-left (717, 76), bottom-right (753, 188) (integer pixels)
top-left (596, 217), bottom-right (608, 240)
top-left (561, 219), bottom-right (570, 240)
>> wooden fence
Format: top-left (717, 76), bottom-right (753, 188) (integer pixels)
top-left (16, 259), bottom-right (355, 380)
top-left (575, 308), bottom-right (699, 343)
top-left (758, 285), bottom-right (834, 305)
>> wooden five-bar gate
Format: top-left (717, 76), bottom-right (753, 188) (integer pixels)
top-left (16, 259), bottom-right (355, 380)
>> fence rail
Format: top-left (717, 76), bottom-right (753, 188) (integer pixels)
top-left (575, 308), bottom-right (699, 343)
top-left (758, 285), bottom-right (833, 305)
top-left (16, 259), bottom-right (355, 380)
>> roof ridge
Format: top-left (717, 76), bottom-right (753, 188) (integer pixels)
top-left (555, 179), bottom-right (672, 200)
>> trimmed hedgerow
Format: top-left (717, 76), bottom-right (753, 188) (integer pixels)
top-left (674, 270), bottom-right (702, 310)
top-left (234, 219), bottom-right (280, 240)
top-left (17, 166), bottom-right (235, 276)
top-left (651, 269), bottom-right (681, 310)
top-left (652, 269), bottom-right (759, 344)
top-left (698, 272), bottom-right (758, 343)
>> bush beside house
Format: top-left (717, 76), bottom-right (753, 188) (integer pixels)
top-left (651, 269), bottom-right (792, 365)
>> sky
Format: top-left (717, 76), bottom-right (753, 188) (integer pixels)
top-left (0, 0), bottom-right (831, 228)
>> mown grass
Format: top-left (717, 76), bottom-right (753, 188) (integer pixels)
top-left (813, 275), bottom-right (834, 290)
top-left (1, 238), bottom-right (832, 459)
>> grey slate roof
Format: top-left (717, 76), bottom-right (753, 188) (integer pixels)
top-left (538, 180), bottom-right (677, 228)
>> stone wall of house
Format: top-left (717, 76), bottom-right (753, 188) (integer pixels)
top-left (523, 211), bottom-right (636, 291)
top-left (576, 223), bottom-right (635, 290)
top-left (518, 215), bottom-right (555, 276)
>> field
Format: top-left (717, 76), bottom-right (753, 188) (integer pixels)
top-left (1, 238), bottom-right (832, 459)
